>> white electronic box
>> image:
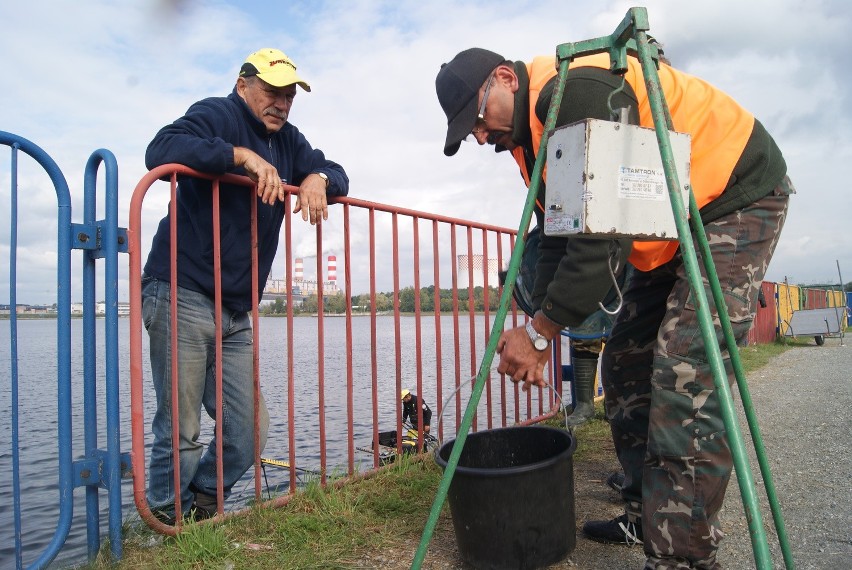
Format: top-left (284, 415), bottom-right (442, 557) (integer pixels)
top-left (544, 119), bottom-right (692, 240)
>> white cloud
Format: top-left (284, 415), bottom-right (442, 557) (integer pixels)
top-left (2, 0), bottom-right (850, 305)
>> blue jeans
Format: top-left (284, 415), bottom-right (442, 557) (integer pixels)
top-left (142, 275), bottom-right (269, 514)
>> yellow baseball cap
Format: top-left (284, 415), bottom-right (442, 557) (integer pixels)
top-left (239, 48), bottom-right (311, 92)
top-left (400, 389), bottom-right (411, 400)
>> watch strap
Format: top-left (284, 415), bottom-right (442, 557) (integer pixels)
top-left (525, 321), bottom-right (549, 351)
top-left (317, 172), bottom-right (329, 188)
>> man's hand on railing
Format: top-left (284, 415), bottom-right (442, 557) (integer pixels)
top-left (234, 146), bottom-right (285, 206)
top-left (294, 173), bottom-right (329, 225)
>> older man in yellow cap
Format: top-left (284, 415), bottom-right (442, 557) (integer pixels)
top-left (142, 48), bottom-right (349, 526)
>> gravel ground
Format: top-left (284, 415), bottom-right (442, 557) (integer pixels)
top-left (715, 337), bottom-right (852, 569)
top-left (397, 337), bottom-right (851, 569)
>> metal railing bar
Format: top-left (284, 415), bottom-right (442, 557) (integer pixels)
top-left (343, 204), bottom-right (356, 474)
top-left (1, 131), bottom-right (75, 570)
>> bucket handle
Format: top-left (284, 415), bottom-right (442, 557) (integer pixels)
top-left (434, 372), bottom-right (571, 454)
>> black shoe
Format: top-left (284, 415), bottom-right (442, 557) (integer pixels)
top-left (583, 513), bottom-right (643, 545)
top-left (606, 471), bottom-right (625, 493)
top-left (188, 502), bottom-right (216, 522)
top-left (189, 491), bottom-right (218, 522)
top-left (152, 499), bottom-right (217, 526)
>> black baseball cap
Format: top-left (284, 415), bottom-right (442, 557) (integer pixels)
top-left (435, 48), bottom-right (505, 156)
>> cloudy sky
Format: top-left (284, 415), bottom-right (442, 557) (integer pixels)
top-left (2, 0), bottom-right (850, 304)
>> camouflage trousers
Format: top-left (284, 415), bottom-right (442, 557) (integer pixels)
top-left (601, 177), bottom-right (793, 569)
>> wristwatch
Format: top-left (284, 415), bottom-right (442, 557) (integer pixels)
top-left (316, 172), bottom-right (329, 188)
top-left (525, 321), bottom-right (550, 351)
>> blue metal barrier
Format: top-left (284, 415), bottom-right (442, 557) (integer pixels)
top-left (77, 149), bottom-right (129, 562)
top-left (1, 131), bottom-right (128, 569)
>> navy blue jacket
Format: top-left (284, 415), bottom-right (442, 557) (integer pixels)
top-left (143, 88), bottom-right (349, 312)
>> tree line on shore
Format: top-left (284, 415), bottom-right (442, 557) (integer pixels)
top-left (261, 284), bottom-right (503, 315)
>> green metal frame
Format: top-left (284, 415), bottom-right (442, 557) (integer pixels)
top-left (413, 7), bottom-right (793, 569)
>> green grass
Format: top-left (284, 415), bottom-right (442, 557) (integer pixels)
top-left (736, 336), bottom-right (811, 371)
top-left (91, 339), bottom-right (801, 569)
top-left (161, 522), bottom-right (230, 569)
top-left (94, 456), bottom-right (446, 569)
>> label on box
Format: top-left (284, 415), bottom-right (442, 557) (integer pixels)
top-left (544, 213), bottom-right (581, 235)
top-left (618, 166), bottom-right (667, 201)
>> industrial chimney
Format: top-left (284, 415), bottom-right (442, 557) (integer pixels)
top-left (327, 254), bottom-right (337, 283)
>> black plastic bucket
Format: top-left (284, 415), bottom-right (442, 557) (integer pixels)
top-left (435, 426), bottom-right (577, 570)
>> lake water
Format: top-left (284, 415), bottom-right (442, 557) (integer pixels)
top-left (1, 314), bottom-right (550, 569)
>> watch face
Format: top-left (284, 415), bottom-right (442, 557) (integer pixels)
top-left (526, 321), bottom-right (549, 351)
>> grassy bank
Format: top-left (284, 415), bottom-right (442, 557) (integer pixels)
top-left (91, 338), bottom-right (809, 569)
top-left (96, 457), bottom-right (448, 569)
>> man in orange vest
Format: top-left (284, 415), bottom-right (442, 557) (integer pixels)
top-left (436, 46), bottom-right (793, 568)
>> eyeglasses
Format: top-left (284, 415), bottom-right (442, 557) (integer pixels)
top-left (471, 72), bottom-right (495, 135)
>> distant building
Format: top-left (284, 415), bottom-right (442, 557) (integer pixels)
top-left (95, 302), bottom-right (131, 316)
top-left (0, 304), bottom-right (56, 315)
top-left (264, 255), bottom-right (341, 303)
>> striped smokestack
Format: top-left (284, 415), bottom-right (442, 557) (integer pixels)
top-left (327, 255), bottom-right (337, 282)
top-left (295, 258), bottom-right (304, 281)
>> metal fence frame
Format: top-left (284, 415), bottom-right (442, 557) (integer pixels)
top-left (2, 131), bottom-right (128, 569)
top-left (125, 164), bottom-right (563, 534)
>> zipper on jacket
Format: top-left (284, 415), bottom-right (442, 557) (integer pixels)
top-left (266, 137), bottom-right (287, 185)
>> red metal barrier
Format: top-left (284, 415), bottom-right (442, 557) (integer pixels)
top-left (128, 165), bottom-right (560, 531)
top-left (128, 166), bottom-right (266, 533)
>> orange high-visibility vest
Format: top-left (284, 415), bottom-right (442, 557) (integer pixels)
top-left (511, 54), bottom-right (754, 271)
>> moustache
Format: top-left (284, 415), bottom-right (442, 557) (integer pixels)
top-left (263, 108), bottom-right (288, 121)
